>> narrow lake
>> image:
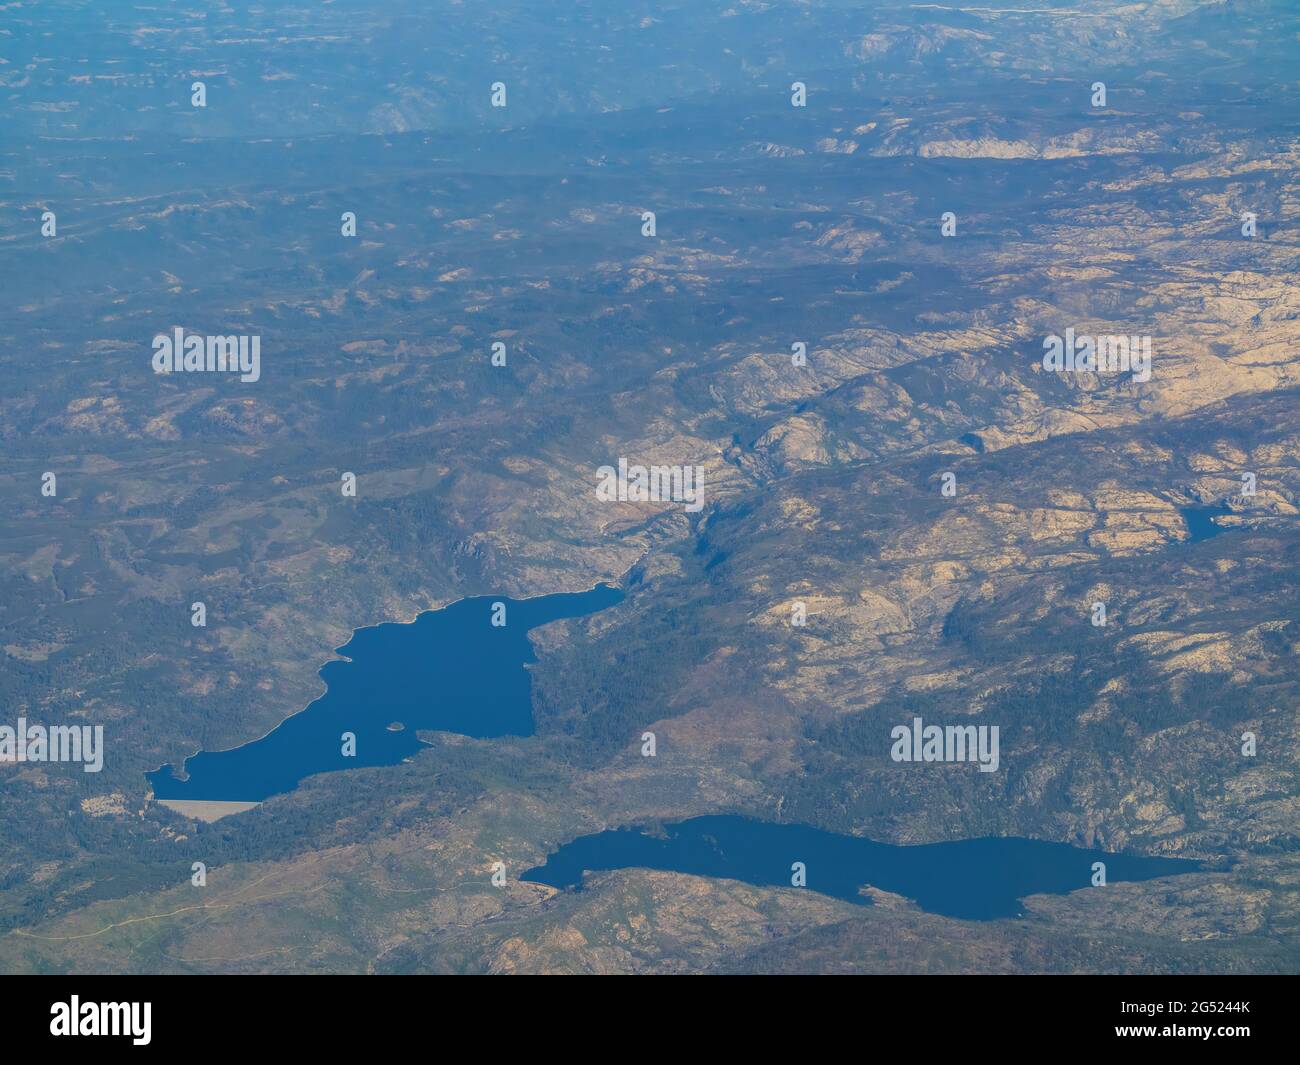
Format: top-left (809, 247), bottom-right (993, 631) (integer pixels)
top-left (147, 584), bottom-right (624, 803)
top-left (521, 815), bottom-right (1204, 921)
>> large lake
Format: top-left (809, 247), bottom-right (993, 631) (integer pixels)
top-left (521, 814), bottom-right (1204, 920)
top-left (147, 584), bottom-right (624, 803)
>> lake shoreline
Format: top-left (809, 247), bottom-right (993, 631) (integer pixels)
top-left (146, 582), bottom-right (625, 809)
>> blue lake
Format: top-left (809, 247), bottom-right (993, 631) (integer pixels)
top-left (1179, 504), bottom-right (1232, 544)
top-left (147, 584), bottom-right (624, 803)
top-left (521, 814), bottom-right (1204, 921)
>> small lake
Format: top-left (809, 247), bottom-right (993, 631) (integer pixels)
top-left (147, 584), bottom-right (624, 803)
top-left (521, 815), bottom-right (1204, 921)
top-left (1179, 504), bottom-right (1232, 544)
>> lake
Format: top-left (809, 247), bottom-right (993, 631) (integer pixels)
top-left (520, 814), bottom-right (1204, 921)
top-left (147, 583), bottom-right (624, 803)
top-left (1179, 504), bottom-right (1232, 544)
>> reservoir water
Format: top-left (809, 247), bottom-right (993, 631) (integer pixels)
top-left (520, 814), bottom-right (1204, 921)
top-left (1179, 504), bottom-right (1232, 544)
top-left (147, 584), bottom-right (624, 803)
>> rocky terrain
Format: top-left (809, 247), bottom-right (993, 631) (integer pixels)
top-left (0, 0), bottom-right (1296, 973)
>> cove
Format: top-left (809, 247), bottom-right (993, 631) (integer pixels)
top-left (521, 814), bottom-right (1204, 921)
top-left (147, 584), bottom-right (624, 803)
